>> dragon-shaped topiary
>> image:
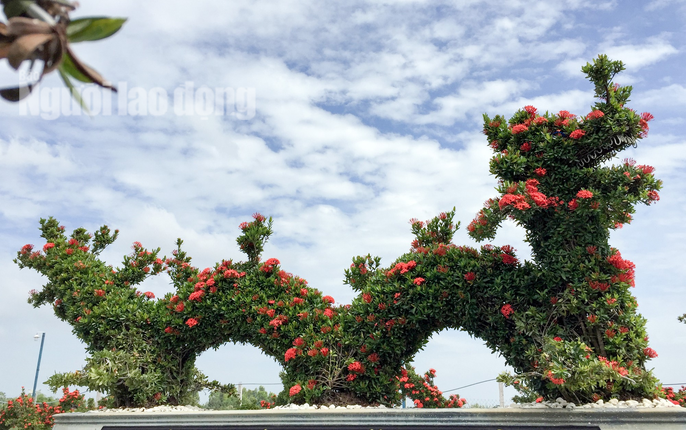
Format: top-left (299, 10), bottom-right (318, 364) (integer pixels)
top-left (16, 55), bottom-right (663, 408)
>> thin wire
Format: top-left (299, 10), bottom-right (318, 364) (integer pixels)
top-left (443, 378), bottom-right (497, 393)
top-left (226, 383), bottom-right (283, 386)
top-left (663, 383), bottom-right (686, 386)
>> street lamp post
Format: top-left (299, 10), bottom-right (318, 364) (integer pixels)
top-left (32, 332), bottom-right (45, 400)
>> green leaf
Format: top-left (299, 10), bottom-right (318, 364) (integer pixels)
top-left (67, 17), bottom-right (127, 43)
top-left (58, 67), bottom-right (91, 115)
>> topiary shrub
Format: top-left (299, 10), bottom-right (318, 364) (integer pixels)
top-left (16, 55), bottom-right (664, 407)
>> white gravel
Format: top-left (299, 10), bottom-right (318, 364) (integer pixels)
top-left (88, 405), bottom-right (205, 413)
top-left (87, 397), bottom-right (682, 413)
top-left (507, 397), bottom-right (682, 409)
top-left (271, 403), bottom-right (392, 410)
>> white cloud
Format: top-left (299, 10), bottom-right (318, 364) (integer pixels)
top-left (600, 41), bottom-right (678, 70)
top-left (1, 0), bottom-right (685, 404)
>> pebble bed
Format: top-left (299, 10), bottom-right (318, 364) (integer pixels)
top-left (88, 398), bottom-right (681, 413)
top-left (508, 397), bottom-right (681, 409)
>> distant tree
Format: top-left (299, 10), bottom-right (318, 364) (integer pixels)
top-left (34, 392), bottom-right (58, 405)
top-left (204, 386), bottom-right (276, 410)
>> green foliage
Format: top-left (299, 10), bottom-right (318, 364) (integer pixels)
top-left (16, 55), bottom-right (666, 407)
top-left (66, 17), bottom-right (127, 43)
top-left (204, 386), bottom-right (276, 410)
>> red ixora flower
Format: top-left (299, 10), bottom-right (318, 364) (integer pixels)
top-left (289, 384), bottom-right (302, 396)
top-left (464, 272), bottom-right (476, 282)
top-left (188, 291), bottom-right (204, 302)
top-left (586, 110), bottom-right (605, 120)
top-left (499, 193), bottom-right (530, 211)
top-left (553, 337), bottom-right (562, 342)
top-left (511, 124), bottom-right (528, 134)
top-left (501, 254), bottom-right (518, 265)
top-left (570, 129), bottom-right (586, 139)
top-left (285, 348), bottom-right (298, 362)
top-left (348, 361), bottom-right (365, 374)
top-left (413, 277), bottom-right (425, 286)
top-left (320, 347), bottom-right (329, 357)
top-left (323, 295), bottom-right (335, 304)
top-left (576, 190), bottom-right (593, 199)
top-left (546, 371), bottom-right (565, 385)
top-left (534, 167), bottom-right (546, 177)
top-left (643, 347), bottom-right (658, 358)
top-left (520, 142), bottom-right (532, 152)
top-left (501, 304), bottom-right (514, 319)
top-left (144, 291), bottom-right (155, 299)
top-left (185, 318), bottom-right (198, 328)
top-left (43, 243), bottom-right (55, 251)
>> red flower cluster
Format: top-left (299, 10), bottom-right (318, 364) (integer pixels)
top-left (639, 112), bottom-right (654, 137)
top-left (185, 318), bottom-right (198, 328)
top-left (260, 258), bottom-right (280, 273)
top-left (576, 189), bottom-right (593, 199)
top-left (570, 129), bottom-right (585, 139)
top-left (499, 193), bottom-right (530, 211)
top-left (285, 347), bottom-right (298, 362)
top-left (188, 290), bottom-right (204, 302)
top-left (501, 254), bottom-right (518, 265)
top-left (501, 304), bottom-right (514, 319)
top-left (586, 110), bottom-right (605, 120)
top-left (598, 356), bottom-right (629, 376)
top-left (348, 361), bottom-right (365, 373)
top-left (386, 260), bottom-right (417, 277)
top-left (546, 371), bottom-right (565, 385)
top-left (511, 124), bottom-right (528, 134)
top-left (289, 384), bottom-right (301, 396)
top-left (643, 347), bottom-right (658, 358)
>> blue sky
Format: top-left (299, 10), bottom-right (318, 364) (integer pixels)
top-left (1, 0), bottom-right (685, 405)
